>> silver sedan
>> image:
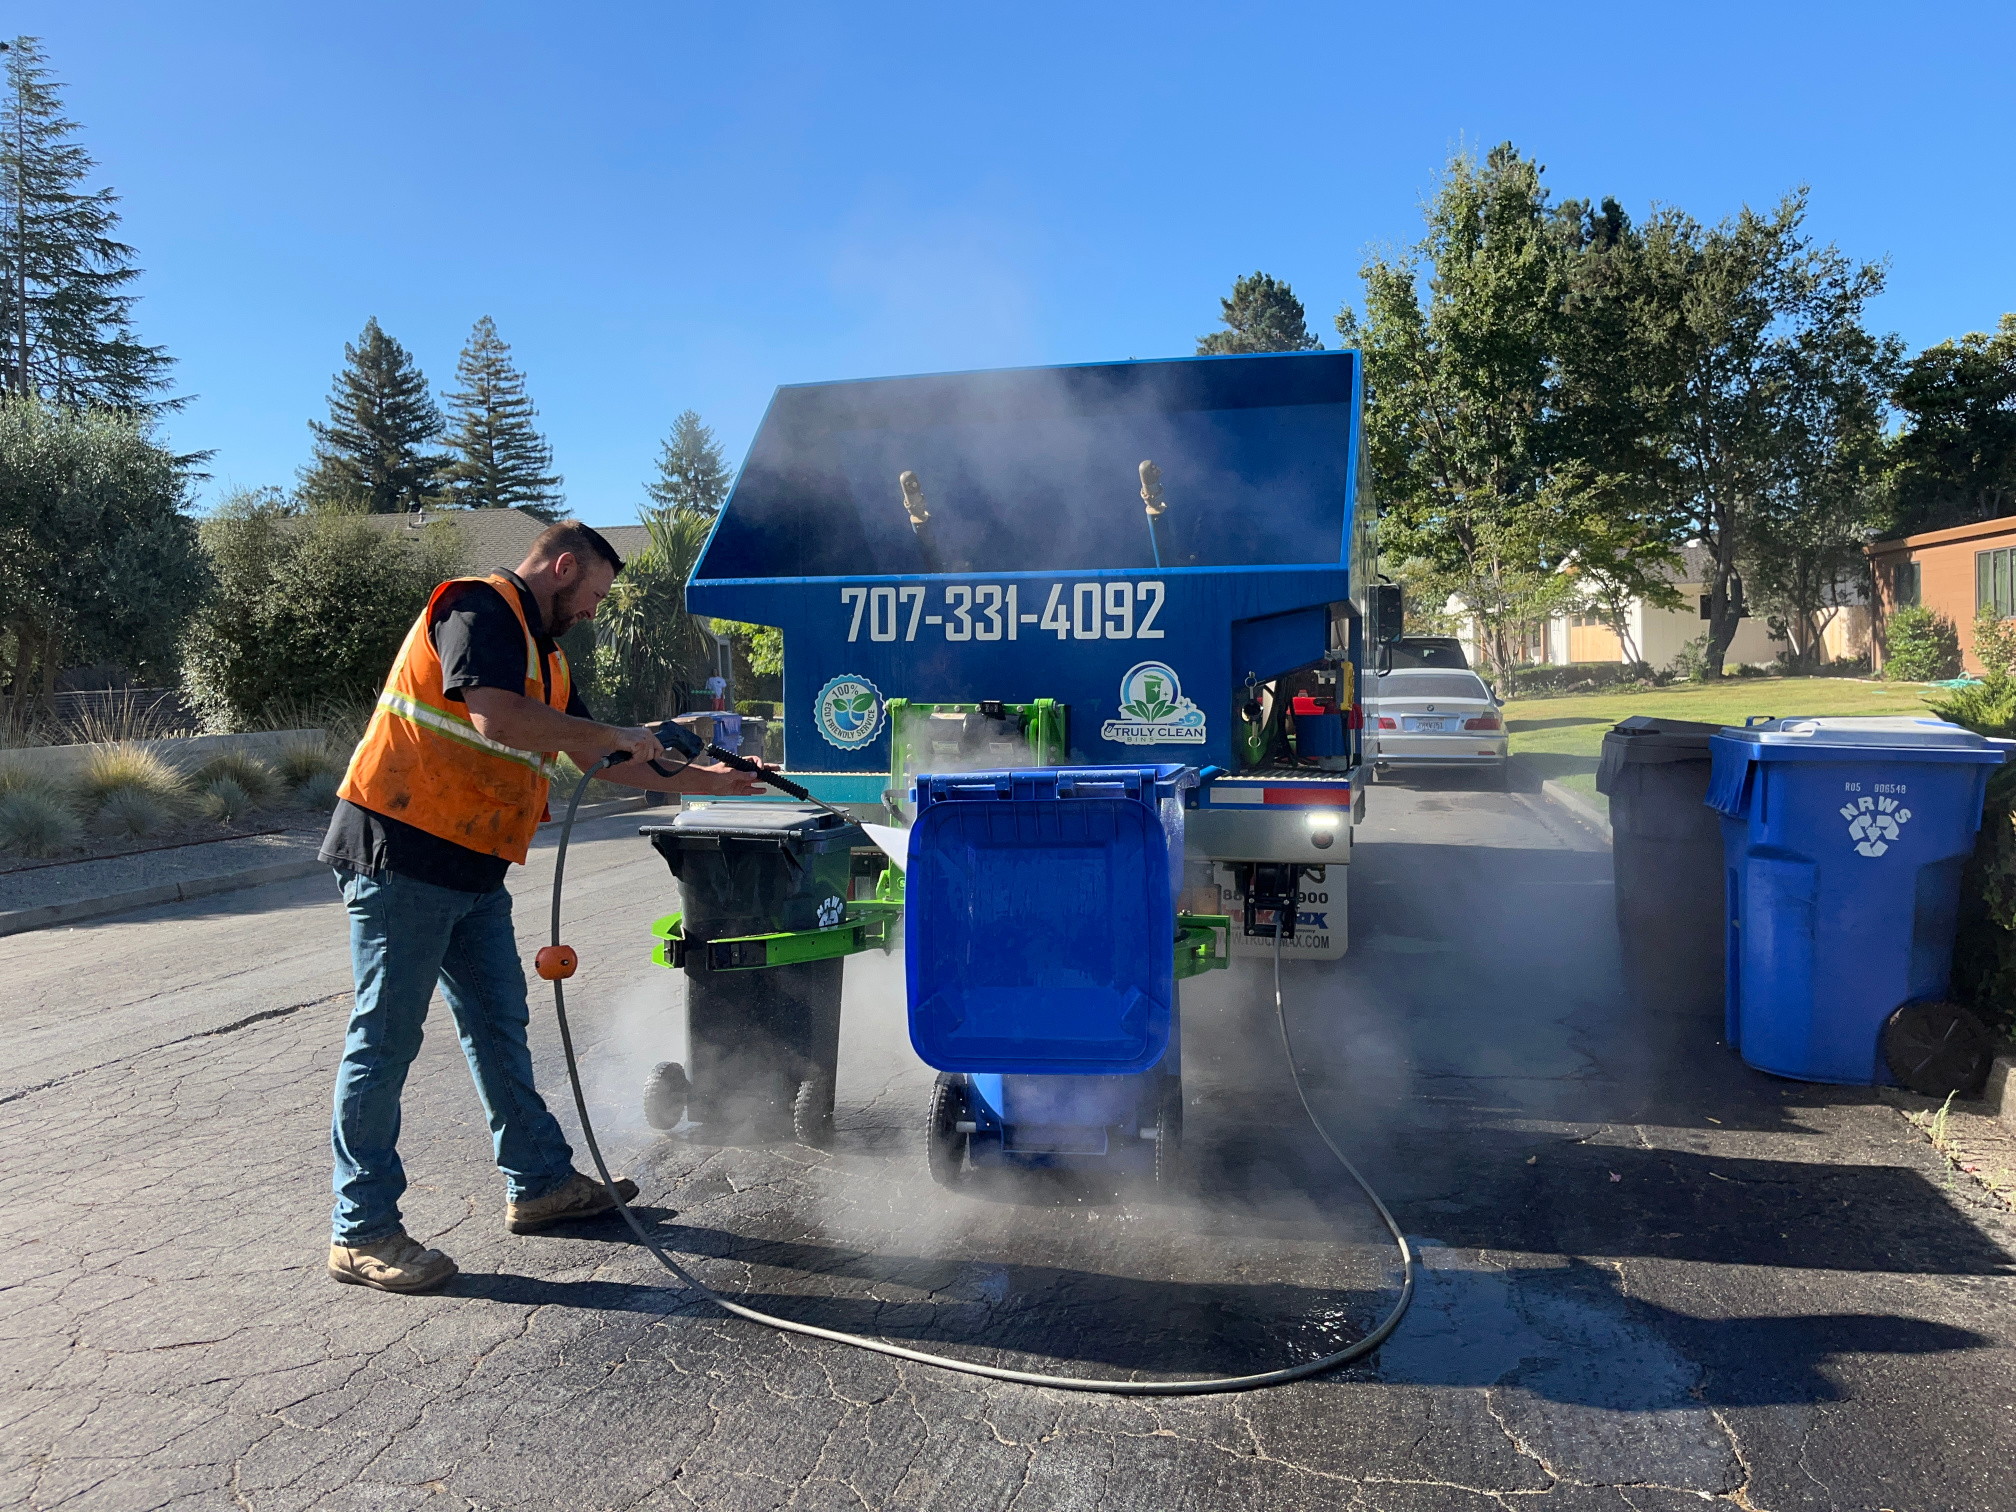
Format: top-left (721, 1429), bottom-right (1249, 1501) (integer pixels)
top-left (1365, 668), bottom-right (1508, 786)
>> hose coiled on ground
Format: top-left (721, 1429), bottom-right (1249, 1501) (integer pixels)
top-left (546, 761), bottom-right (1413, 1394)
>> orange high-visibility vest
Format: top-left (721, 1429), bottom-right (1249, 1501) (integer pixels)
top-left (338, 574), bottom-right (572, 865)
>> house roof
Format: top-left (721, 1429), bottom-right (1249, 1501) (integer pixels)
top-left (359, 509), bottom-right (656, 575)
top-left (359, 507), bottom-right (551, 575)
top-left (597, 524), bottom-right (652, 562)
top-left (1866, 516), bottom-right (2016, 556)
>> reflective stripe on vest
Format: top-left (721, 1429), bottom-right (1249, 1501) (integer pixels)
top-left (373, 689), bottom-right (563, 781)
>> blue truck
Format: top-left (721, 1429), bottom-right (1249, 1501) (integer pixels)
top-left (684, 349), bottom-right (1381, 963)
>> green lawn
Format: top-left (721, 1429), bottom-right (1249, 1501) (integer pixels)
top-left (1507, 678), bottom-right (1950, 809)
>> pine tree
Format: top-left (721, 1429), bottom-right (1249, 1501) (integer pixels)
top-left (1196, 271), bottom-right (1323, 355)
top-left (0, 37), bottom-right (172, 410)
top-left (299, 318), bottom-right (448, 513)
top-left (645, 409), bottom-right (730, 516)
top-left (441, 315), bottom-right (564, 519)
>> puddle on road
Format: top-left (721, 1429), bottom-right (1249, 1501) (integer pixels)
top-left (1379, 1240), bottom-right (1743, 1493)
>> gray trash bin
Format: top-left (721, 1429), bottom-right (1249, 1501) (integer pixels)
top-left (1597, 716), bottom-right (1726, 1016)
top-left (644, 805), bottom-right (862, 1140)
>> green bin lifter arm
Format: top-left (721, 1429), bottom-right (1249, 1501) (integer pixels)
top-left (654, 900), bottom-right (1230, 980)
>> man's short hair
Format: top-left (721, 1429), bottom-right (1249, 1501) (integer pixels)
top-left (528, 520), bottom-right (623, 576)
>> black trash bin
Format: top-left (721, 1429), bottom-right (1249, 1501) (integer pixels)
top-left (1597, 716), bottom-right (1726, 1016)
top-left (644, 805), bottom-right (863, 1141)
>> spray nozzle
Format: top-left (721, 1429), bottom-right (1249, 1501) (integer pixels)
top-left (899, 470), bottom-right (930, 528)
top-left (1139, 459), bottom-right (1166, 518)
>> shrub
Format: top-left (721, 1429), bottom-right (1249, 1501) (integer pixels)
top-left (1670, 635), bottom-right (1710, 683)
top-left (1884, 606), bottom-right (1962, 681)
top-left (276, 739), bottom-right (344, 791)
top-left (296, 770), bottom-right (341, 811)
top-left (94, 785), bottom-right (175, 838)
top-left (736, 700), bottom-right (778, 717)
top-left (194, 751), bottom-right (278, 805)
top-left (1928, 672), bottom-right (2016, 1033)
top-left (0, 789), bottom-right (81, 856)
top-left (0, 761), bottom-right (61, 801)
top-left (1975, 608), bottom-right (2016, 679)
top-left (75, 743), bottom-right (189, 815)
top-left (199, 775), bottom-right (253, 824)
top-left (180, 496), bottom-right (464, 731)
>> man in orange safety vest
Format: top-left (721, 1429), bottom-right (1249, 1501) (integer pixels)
top-left (321, 519), bottom-right (762, 1293)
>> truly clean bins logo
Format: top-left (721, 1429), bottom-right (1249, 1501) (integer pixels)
top-left (1841, 794), bottom-right (1912, 857)
top-left (814, 674), bottom-right (883, 750)
top-left (1102, 661), bottom-right (1206, 746)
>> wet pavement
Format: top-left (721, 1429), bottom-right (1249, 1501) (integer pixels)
top-left (3, 784), bottom-right (2013, 1510)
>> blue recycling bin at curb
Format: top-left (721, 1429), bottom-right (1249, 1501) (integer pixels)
top-left (1706, 717), bottom-right (2012, 1084)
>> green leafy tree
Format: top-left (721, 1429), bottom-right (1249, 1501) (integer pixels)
top-left (180, 491), bottom-right (463, 729)
top-left (645, 410), bottom-right (730, 516)
top-left (712, 620), bottom-right (783, 702)
top-left (1559, 189), bottom-right (1892, 676)
top-left (0, 37), bottom-right (172, 411)
top-left (298, 318), bottom-right (448, 513)
top-left (441, 315), bottom-right (564, 519)
top-left (0, 399), bottom-right (206, 726)
top-left (1885, 313), bottom-right (2016, 537)
top-left (592, 507), bottom-right (719, 722)
top-left (1340, 145), bottom-right (1581, 672)
top-left (1198, 271), bottom-right (1321, 354)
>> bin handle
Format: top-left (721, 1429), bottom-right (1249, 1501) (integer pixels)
top-left (1744, 714), bottom-right (1776, 727)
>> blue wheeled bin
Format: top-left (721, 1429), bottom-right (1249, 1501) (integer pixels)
top-left (906, 764), bottom-right (1200, 1183)
top-left (1707, 717), bottom-right (2012, 1085)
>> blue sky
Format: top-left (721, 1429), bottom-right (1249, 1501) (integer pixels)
top-left (27, 2), bottom-right (2016, 527)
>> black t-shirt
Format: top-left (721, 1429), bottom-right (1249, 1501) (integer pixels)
top-left (320, 572), bottom-right (591, 893)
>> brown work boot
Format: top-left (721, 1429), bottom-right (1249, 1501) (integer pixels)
top-left (505, 1170), bottom-right (642, 1234)
top-left (328, 1230), bottom-right (458, 1293)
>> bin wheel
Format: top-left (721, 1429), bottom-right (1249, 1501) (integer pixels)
top-left (793, 1072), bottom-right (836, 1149)
top-left (643, 1061), bottom-right (689, 1131)
top-left (1883, 1000), bottom-right (1993, 1098)
top-left (927, 1074), bottom-right (971, 1188)
top-left (1153, 1077), bottom-right (1184, 1186)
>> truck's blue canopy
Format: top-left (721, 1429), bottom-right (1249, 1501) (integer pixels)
top-left (693, 353), bottom-right (1360, 581)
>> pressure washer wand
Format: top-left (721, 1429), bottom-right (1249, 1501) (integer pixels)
top-left (644, 720), bottom-right (854, 824)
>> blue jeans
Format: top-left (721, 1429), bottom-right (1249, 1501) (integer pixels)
top-left (330, 867), bottom-right (577, 1245)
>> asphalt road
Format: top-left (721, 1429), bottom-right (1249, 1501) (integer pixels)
top-left (4, 783), bottom-right (2013, 1511)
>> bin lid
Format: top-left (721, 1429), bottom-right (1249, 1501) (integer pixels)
top-left (641, 803), bottom-right (861, 851)
top-left (1713, 716), bottom-right (2013, 758)
top-left (906, 763), bottom-right (1188, 1075)
top-left (1596, 715), bottom-right (1724, 793)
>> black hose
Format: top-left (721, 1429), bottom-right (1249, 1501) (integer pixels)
top-left (547, 762), bottom-right (1413, 1394)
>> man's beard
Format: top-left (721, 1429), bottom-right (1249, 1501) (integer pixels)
top-left (552, 583), bottom-right (596, 634)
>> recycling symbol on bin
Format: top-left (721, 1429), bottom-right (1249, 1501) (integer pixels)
top-left (817, 895), bottom-right (845, 928)
top-left (1839, 794), bottom-right (1912, 858)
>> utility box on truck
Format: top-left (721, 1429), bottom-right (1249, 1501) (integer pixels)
top-left (684, 351), bottom-right (1378, 957)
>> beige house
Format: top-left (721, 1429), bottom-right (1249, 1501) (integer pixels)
top-left (1453, 546), bottom-right (1874, 672)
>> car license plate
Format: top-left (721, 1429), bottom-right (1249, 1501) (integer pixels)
top-left (1404, 716), bottom-right (1452, 732)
